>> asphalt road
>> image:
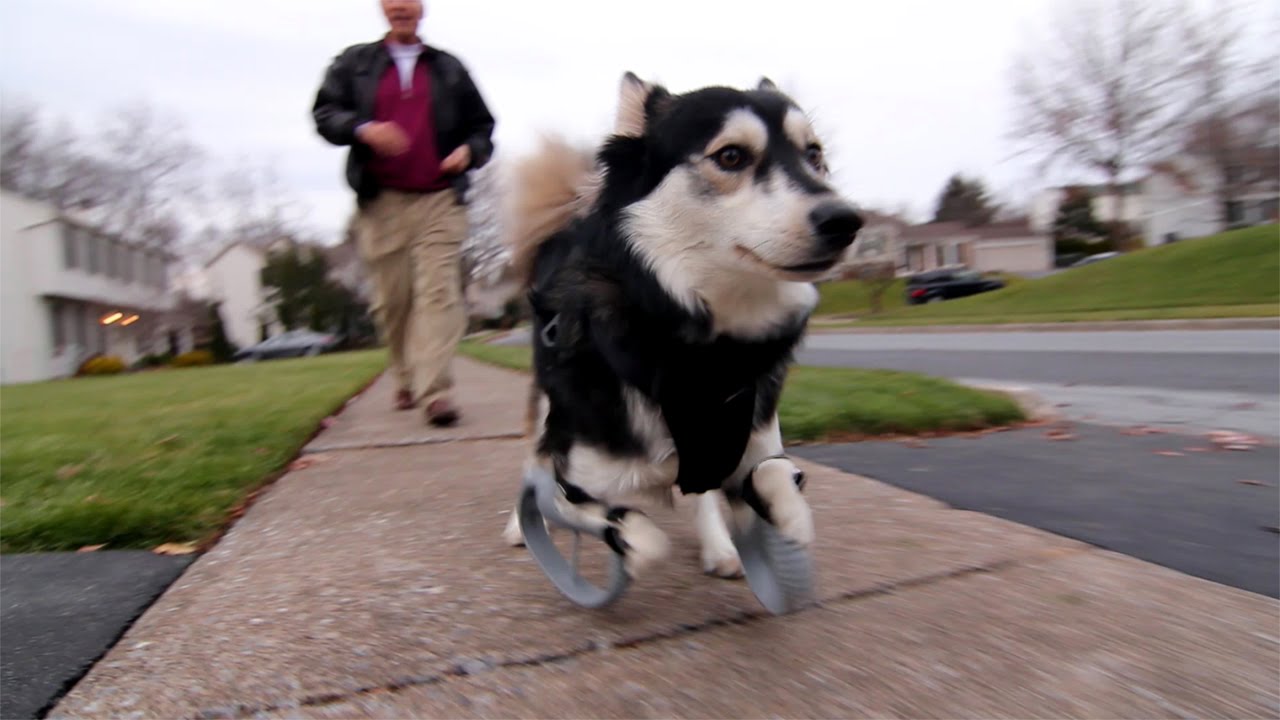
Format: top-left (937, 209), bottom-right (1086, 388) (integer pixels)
top-left (794, 425), bottom-right (1280, 598)
top-left (797, 329), bottom-right (1280, 438)
top-left (0, 552), bottom-right (194, 719)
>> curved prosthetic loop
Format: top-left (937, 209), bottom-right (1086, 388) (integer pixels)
top-left (517, 465), bottom-right (631, 609)
top-left (726, 456), bottom-right (817, 615)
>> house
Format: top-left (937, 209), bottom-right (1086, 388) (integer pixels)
top-left (0, 189), bottom-right (186, 384)
top-left (201, 237), bottom-right (289, 350)
top-left (201, 234), bottom-right (370, 350)
top-left (896, 220), bottom-right (1053, 275)
top-left (1030, 148), bottom-right (1279, 248)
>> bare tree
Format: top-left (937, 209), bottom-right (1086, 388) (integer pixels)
top-left (1181, 4), bottom-right (1280, 227)
top-left (1010, 0), bottom-right (1204, 246)
top-left (92, 101), bottom-right (206, 250)
top-left (460, 159), bottom-right (511, 288)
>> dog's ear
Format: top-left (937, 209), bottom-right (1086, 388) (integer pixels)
top-left (757, 76), bottom-right (779, 92)
top-left (615, 71), bottom-right (652, 138)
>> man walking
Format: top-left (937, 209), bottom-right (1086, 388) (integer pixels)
top-left (313, 0), bottom-right (495, 426)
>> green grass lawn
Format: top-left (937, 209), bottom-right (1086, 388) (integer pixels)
top-left (458, 342), bottom-right (1024, 443)
top-left (817, 224), bottom-right (1279, 324)
top-left (0, 350), bottom-right (387, 553)
top-left (814, 273), bottom-right (1026, 317)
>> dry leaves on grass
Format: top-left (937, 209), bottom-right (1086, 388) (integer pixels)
top-left (56, 464), bottom-right (84, 480)
top-left (153, 542), bottom-right (198, 556)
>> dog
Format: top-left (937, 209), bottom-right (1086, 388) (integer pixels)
top-left (498, 71), bottom-right (863, 582)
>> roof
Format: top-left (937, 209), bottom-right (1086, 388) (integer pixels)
top-left (900, 220), bottom-right (1046, 243)
top-left (899, 221), bottom-right (976, 241)
top-left (859, 210), bottom-right (910, 229)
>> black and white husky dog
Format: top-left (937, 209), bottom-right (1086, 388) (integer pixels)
top-left (499, 72), bottom-right (863, 581)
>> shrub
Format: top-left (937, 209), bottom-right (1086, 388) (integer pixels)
top-left (79, 355), bottom-right (127, 376)
top-left (172, 350), bottom-right (214, 368)
top-left (132, 353), bottom-right (173, 369)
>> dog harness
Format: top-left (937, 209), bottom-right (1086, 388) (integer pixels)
top-left (535, 301), bottom-right (801, 495)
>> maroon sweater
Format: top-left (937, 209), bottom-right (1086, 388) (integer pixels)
top-left (366, 58), bottom-right (450, 193)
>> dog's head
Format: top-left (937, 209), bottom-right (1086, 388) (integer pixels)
top-left (608, 72), bottom-right (863, 284)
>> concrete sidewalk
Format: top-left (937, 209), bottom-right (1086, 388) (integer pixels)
top-left (51, 359), bottom-right (1278, 719)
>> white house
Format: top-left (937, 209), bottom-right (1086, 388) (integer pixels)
top-left (201, 239), bottom-right (286, 350)
top-left (201, 236), bottom-right (370, 350)
top-left (0, 190), bottom-right (182, 384)
top-left (1030, 152), bottom-right (1279, 247)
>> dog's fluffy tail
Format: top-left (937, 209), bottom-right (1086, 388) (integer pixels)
top-left (496, 134), bottom-right (601, 439)
top-left (501, 133), bottom-right (602, 288)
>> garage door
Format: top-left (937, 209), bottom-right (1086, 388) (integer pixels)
top-left (974, 241), bottom-right (1050, 273)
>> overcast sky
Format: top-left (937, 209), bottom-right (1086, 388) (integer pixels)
top-left (1, 0), bottom-right (1273, 245)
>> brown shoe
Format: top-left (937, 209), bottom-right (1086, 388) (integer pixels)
top-left (395, 389), bottom-right (415, 411)
top-left (425, 398), bottom-right (461, 427)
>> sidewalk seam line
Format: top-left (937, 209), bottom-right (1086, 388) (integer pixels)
top-left (203, 546), bottom-right (1090, 719)
top-left (302, 432), bottom-right (527, 454)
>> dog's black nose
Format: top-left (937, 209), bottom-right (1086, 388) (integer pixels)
top-left (809, 202), bottom-right (863, 252)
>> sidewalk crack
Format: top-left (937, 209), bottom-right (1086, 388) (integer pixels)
top-left (201, 547), bottom-right (1087, 719)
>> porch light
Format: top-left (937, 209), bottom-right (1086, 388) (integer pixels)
top-left (121, 314), bottom-right (140, 327)
top-left (101, 312), bottom-right (124, 325)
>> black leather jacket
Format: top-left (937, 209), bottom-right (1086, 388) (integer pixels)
top-left (312, 39), bottom-right (496, 204)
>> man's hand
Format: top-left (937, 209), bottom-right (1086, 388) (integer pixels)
top-left (357, 122), bottom-right (409, 157)
top-left (440, 144), bottom-right (471, 175)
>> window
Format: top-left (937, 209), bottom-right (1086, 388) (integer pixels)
top-left (72, 302), bottom-right (87, 348)
top-left (61, 225), bottom-right (79, 269)
top-left (49, 300), bottom-right (66, 351)
top-left (943, 243), bottom-right (960, 266)
top-left (85, 233), bottom-right (100, 274)
top-left (122, 247), bottom-right (135, 283)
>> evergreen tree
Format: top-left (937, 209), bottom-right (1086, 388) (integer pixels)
top-left (932, 174), bottom-right (997, 226)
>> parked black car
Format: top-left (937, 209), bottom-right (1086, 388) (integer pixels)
top-left (233, 330), bottom-right (343, 362)
top-left (905, 268), bottom-right (1006, 305)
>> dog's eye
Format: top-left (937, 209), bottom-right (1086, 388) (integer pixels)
top-left (805, 144), bottom-right (825, 170)
top-left (711, 145), bottom-right (752, 172)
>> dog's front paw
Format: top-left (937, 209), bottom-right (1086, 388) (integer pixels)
top-left (502, 507), bottom-right (527, 547)
top-left (702, 544), bottom-right (744, 579)
top-left (750, 458), bottom-right (815, 547)
top-left (606, 510), bottom-right (670, 579)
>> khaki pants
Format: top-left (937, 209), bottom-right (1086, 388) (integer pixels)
top-left (353, 188), bottom-right (469, 407)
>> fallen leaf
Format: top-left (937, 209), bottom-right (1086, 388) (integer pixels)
top-left (288, 458), bottom-right (314, 471)
top-left (77, 544), bottom-right (106, 553)
top-left (1121, 425), bottom-right (1165, 436)
top-left (56, 464), bottom-right (84, 480)
top-left (1155, 450), bottom-right (1184, 457)
top-left (1237, 479), bottom-right (1267, 486)
top-left (153, 542), bottom-right (198, 556)
top-left (153, 434), bottom-right (181, 446)
top-left (1224, 444), bottom-right (1255, 452)
top-left (1183, 446), bottom-right (1212, 453)
top-left (1044, 428), bottom-right (1076, 441)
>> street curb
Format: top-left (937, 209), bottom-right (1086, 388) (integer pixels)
top-left (807, 318), bottom-right (1280, 334)
top-left (959, 381), bottom-right (1060, 424)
